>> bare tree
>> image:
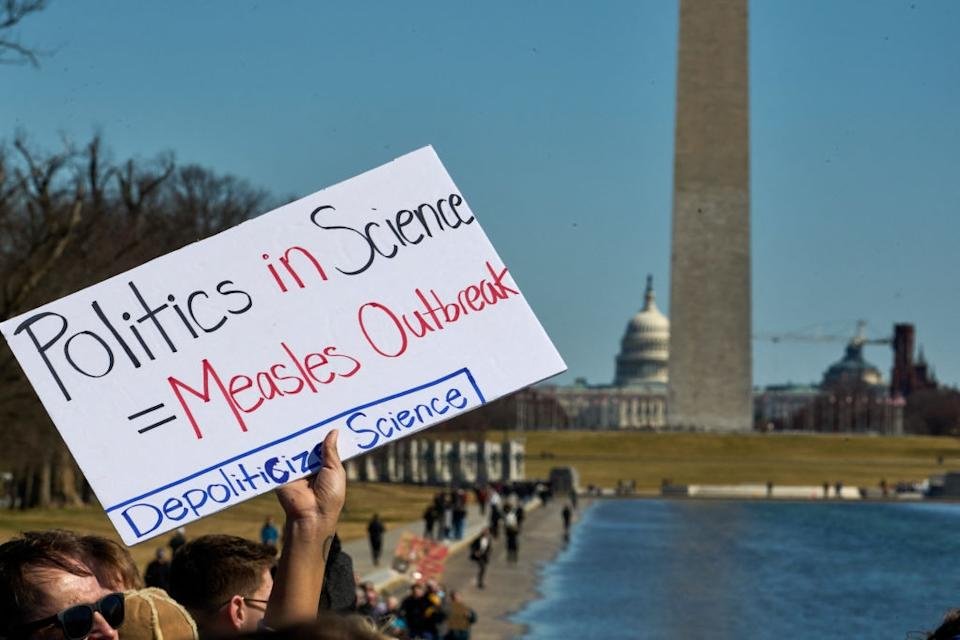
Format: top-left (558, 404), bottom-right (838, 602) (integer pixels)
top-left (0, 0), bottom-right (48, 66)
top-left (0, 133), bottom-right (270, 508)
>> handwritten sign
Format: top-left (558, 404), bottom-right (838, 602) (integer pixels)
top-left (0, 147), bottom-right (566, 545)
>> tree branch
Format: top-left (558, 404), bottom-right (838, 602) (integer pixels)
top-left (0, 0), bottom-right (48, 66)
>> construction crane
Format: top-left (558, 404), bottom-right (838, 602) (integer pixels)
top-left (754, 320), bottom-right (892, 347)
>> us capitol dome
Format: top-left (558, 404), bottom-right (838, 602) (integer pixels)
top-left (515, 274), bottom-right (670, 430)
top-left (614, 275), bottom-right (669, 386)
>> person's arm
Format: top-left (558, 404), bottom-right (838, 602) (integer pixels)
top-left (264, 429), bottom-right (346, 628)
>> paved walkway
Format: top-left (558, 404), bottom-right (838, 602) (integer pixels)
top-left (340, 495), bottom-right (583, 640)
top-left (435, 499), bottom-right (576, 640)
top-left (341, 498), bottom-right (492, 590)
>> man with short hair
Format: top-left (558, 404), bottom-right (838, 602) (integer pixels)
top-left (167, 431), bottom-right (346, 636)
top-left (168, 534), bottom-right (277, 637)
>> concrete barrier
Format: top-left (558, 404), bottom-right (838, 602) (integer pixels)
top-left (679, 484), bottom-right (862, 500)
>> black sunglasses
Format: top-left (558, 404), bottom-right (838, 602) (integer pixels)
top-left (14, 592), bottom-right (124, 640)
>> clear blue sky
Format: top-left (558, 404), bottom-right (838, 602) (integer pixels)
top-left (5, 1), bottom-right (959, 389)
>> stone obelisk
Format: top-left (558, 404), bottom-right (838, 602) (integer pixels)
top-left (667, 0), bottom-right (752, 431)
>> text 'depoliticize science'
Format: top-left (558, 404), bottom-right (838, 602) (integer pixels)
top-left (108, 367), bottom-right (484, 541)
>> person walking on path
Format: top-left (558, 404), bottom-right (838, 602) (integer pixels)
top-left (144, 547), bottom-right (171, 591)
top-left (260, 515), bottom-right (279, 547)
top-left (475, 485), bottom-right (488, 516)
top-left (424, 503), bottom-right (438, 539)
top-left (469, 528), bottom-right (493, 589)
top-left (442, 493), bottom-right (454, 540)
top-left (444, 590), bottom-right (477, 640)
top-left (562, 504), bottom-right (573, 541)
top-left (503, 505), bottom-right (519, 563)
top-left (489, 487), bottom-right (502, 514)
top-left (367, 513), bottom-right (386, 566)
top-left (452, 490), bottom-right (467, 540)
top-left (488, 493), bottom-right (502, 540)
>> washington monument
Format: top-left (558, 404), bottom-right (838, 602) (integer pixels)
top-left (668, 0), bottom-right (752, 431)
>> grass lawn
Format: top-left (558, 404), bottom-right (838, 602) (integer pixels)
top-left (5, 430), bottom-right (960, 573)
top-left (516, 430), bottom-right (960, 490)
top-left (0, 482), bottom-right (436, 574)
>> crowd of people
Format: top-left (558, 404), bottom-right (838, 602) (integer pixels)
top-left (0, 431), bottom-right (376, 639)
top-left (0, 425), bottom-right (588, 640)
top-left (350, 579), bottom-right (475, 640)
top-left (420, 490), bottom-right (469, 541)
top-left (0, 431), bottom-right (489, 640)
top-left (10, 443), bottom-right (959, 640)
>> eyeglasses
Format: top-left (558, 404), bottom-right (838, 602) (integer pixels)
top-left (214, 595), bottom-right (270, 612)
top-left (14, 592), bottom-right (124, 640)
top-left (240, 597), bottom-right (269, 612)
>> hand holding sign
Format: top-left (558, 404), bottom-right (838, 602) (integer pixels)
top-left (0, 146), bottom-right (566, 544)
top-left (274, 429), bottom-right (345, 527)
top-left (266, 429), bottom-right (346, 628)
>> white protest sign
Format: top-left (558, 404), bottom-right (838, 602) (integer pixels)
top-left (0, 147), bottom-right (566, 545)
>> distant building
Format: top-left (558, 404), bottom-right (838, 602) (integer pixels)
top-left (517, 276), bottom-right (668, 430)
top-left (753, 384), bottom-right (820, 431)
top-left (891, 323), bottom-right (938, 399)
top-left (518, 277), bottom-right (909, 434)
top-left (755, 339), bottom-right (903, 434)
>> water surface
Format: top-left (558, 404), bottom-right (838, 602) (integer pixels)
top-left (514, 499), bottom-right (960, 639)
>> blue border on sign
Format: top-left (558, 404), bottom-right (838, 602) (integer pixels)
top-left (105, 367), bottom-right (485, 513)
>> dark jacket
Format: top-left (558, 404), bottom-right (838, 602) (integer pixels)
top-left (319, 535), bottom-right (357, 614)
top-left (470, 535), bottom-right (492, 563)
top-left (367, 518), bottom-right (385, 544)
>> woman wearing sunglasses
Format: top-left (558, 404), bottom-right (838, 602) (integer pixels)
top-left (10, 592), bottom-right (124, 640)
top-left (0, 529), bottom-right (123, 639)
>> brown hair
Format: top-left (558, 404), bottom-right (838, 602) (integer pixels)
top-left (169, 534), bottom-right (277, 612)
top-left (79, 534), bottom-right (144, 590)
top-left (0, 530), bottom-right (94, 631)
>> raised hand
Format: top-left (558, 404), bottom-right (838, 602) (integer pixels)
top-left (266, 429), bottom-right (346, 627)
top-left (274, 429), bottom-right (346, 527)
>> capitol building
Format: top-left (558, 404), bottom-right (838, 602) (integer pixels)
top-left (514, 276), bottom-right (905, 433)
top-left (516, 275), bottom-right (670, 429)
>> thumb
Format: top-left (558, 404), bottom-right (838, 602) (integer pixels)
top-left (322, 429), bottom-right (341, 469)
